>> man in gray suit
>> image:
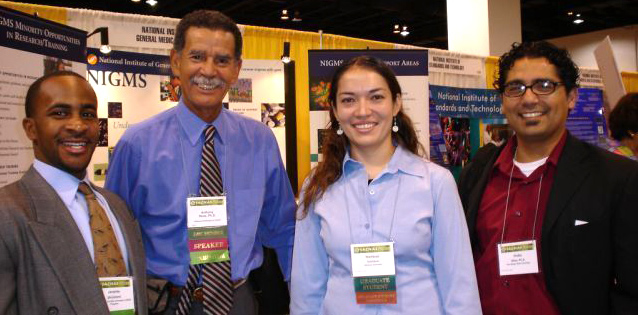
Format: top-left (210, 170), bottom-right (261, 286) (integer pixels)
top-left (0, 71), bottom-right (147, 315)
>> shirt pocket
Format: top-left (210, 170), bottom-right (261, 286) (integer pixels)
top-left (230, 188), bottom-right (264, 237)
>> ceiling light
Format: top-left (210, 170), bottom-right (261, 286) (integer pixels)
top-left (573, 18), bottom-right (584, 24)
top-left (292, 11), bottom-right (302, 22)
top-left (87, 27), bottom-right (111, 55)
top-left (393, 24), bottom-right (400, 34)
top-left (567, 11), bottom-right (573, 16)
top-left (146, 0), bottom-right (157, 6)
top-left (281, 9), bottom-right (289, 20)
top-left (281, 42), bottom-right (291, 64)
top-left (576, 13), bottom-right (581, 17)
top-left (131, 0), bottom-right (141, 2)
top-left (100, 45), bottom-right (112, 54)
top-left (400, 26), bottom-right (409, 37)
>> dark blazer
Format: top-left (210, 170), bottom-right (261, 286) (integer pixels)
top-left (458, 134), bottom-right (638, 315)
top-left (0, 167), bottom-right (147, 315)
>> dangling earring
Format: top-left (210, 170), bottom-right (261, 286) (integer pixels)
top-left (336, 124), bottom-right (344, 135)
top-left (392, 116), bottom-right (399, 133)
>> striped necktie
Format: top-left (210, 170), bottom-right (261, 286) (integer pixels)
top-left (178, 126), bottom-right (233, 315)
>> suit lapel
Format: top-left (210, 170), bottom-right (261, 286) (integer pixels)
top-left (541, 135), bottom-right (594, 242)
top-left (21, 168), bottom-right (109, 314)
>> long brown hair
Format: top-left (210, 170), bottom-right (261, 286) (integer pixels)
top-left (299, 56), bottom-right (424, 218)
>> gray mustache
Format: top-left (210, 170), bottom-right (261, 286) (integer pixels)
top-left (191, 76), bottom-right (225, 89)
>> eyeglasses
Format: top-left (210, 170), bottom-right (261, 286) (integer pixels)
top-left (502, 80), bottom-right (564, 97)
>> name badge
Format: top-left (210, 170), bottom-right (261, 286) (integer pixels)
top-left (497, 240), bottom-right (539, 276)
top-left (186, 196), bottom-right (230, 264)
top-left (350, 242), bottom-right (397, 304)
top-left (100, 276), bottom-right (135, 315)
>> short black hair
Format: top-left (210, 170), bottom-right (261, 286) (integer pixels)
top-left (173, 10), bottom-right (242, 59)
top-left (609, 93), bottom-right (638, 141)
top-left (24, 71), bottom-right (87, 118)
top-left (495, 41), bottom-right (579, 94)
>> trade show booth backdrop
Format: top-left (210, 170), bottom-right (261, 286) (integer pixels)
top-left (1, 1), bottom-right (638, 190)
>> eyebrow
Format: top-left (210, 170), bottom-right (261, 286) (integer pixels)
top-left (338, 88), bottom-right (387, 96)
top-left (187, 49), bottom-right (206, 55)
top-left (505, 78), bottom-right (554, 85)
top-left (46, 103), bottom-right (97, 110)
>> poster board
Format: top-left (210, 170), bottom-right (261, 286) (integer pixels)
top-left (308, 50), bottom-right (429, 166)
top-left (0, 6), bottom-right (86, 186)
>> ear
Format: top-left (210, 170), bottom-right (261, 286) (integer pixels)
top-left (567, 88), bottom-right (578, 111)
top-left (170, 49), bottom-right (181, 78)
top-left (393, 93), bottom-right (403, 116)
top-left (22, 118), bottom-right (37, 142)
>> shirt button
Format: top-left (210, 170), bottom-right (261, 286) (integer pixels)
top-left (515, 211), bottom-right (522, 217)
top-left (503, 280), bottom-right (510, 287)
top-left (369, 189), bottom-right (375, 195)
top-left (364, 223), bottom-right (370, 229)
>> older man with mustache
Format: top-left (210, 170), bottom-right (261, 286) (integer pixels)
top-left (105, 10), bottom-right (296, 315)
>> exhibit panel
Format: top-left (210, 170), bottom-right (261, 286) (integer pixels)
top-left (0, 6), bottom-right (86, 186)
top-left (308, 50), bottom-right (429, 166)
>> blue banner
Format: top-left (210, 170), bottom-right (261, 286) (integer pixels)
top-left (429, 85), bottom-right (502, 119)
top-left (0, 6), bottom-right (86, 62)
top-left (87, 48), bottom-right (172, 76)
top-left (308, 50), bottom-right (428, 77)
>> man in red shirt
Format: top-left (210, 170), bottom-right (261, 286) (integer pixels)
top-left (458, 41), bottom-right (638, 314)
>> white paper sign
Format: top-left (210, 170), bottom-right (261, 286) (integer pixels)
top-left (350, 242), bottom-right (396, 277)
top-left (186, 196), bottom-right (227, 228)
top-left (497, 240), bottom-right (539, 276)
top-left (100, 276), bottom-right (135, 313)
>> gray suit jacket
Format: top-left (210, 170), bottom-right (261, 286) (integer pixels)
top-left (0, 167), bottom-right (147, 315)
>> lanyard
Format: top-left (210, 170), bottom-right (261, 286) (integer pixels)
top-left (499, 149), bottom-right (544, 244)
top-left (177, 123), bottom-right (228, 197)
top-left (344, 171), bottom-right (402, 245)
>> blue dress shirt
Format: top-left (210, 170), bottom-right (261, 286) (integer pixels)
top-left (33, 159), bottom-right (130, 272)
top-left (290, 145), bottom-right (481, 314)
top-left (105, 100), bottom-right (296, 285)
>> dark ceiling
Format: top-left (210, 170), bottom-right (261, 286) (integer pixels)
top-left (22, 0), bottom-right (638, 49)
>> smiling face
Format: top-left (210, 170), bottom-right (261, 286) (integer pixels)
top-left (170, 27), bottom-right (242, 122)
top-left (333, 67), bottom-right (401, 158)
top-left (23, 75), bottom-right (99, 179)
top-left (501, 57), bottom-right (576, 146)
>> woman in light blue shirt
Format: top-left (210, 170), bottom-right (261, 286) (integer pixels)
top-left (290, 56), bottom-right (481, 315)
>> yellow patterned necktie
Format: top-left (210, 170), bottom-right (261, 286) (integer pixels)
top-left (78, 182), bottom-right (127, 277)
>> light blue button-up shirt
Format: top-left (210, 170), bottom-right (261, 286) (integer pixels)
top-left (105, 100), bottom-right (296, 285)
top-left (290, 145), bottom-right (481, 314)
top-left (33, 159), bottom-right (130, 271)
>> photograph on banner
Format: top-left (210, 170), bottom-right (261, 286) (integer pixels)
top-left (566, 88), bottom-right (608, 149)
top-left (160, 75), bottom-right (181, 102)
top-left (0, 6), bottom-right (87, 187)
top-left (428, 85), bottom-right (503, 169)
top-left (308, 50), bottom-right (429, 166)
top-left (262, 103), bottom-right (285, 127)
top-left (480, 119), bottom-right (512, 147)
